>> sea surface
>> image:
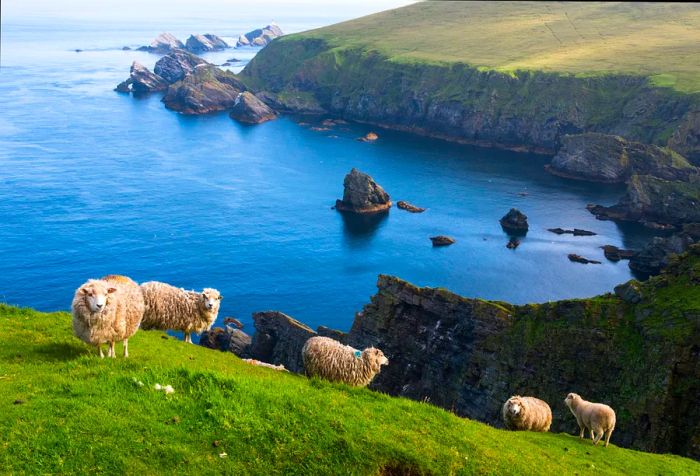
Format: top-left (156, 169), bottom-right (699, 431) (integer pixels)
top-left (0, 5), bottom-right (659, 332)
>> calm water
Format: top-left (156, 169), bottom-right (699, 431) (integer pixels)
top-left (0, 8), bottom-right (657, 332)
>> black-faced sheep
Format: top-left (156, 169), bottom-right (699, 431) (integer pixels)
top-left (140, 281), bottom-right (222, 343)
top-left (564, 392), bottom-right (616, 447)
top-left (301, 336), bottom-right (388, 387)
top-left (71, 274), bottom-right (145, 358)
top-left (502, 396), bottom-right (552, 432)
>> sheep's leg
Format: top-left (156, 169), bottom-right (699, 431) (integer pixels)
top-left (593, 431), bottom-right (603, 446)
top-left (578, 425), bottom-right (585, 439)
top-left (109, 341), bottom-right (116, 358)
top-left (604, 429), bottom-right (613, 447)
top-left (185, 332), bottom-right (191, 344)
top-left (123, 339), bottom-right (129, 358)
top-left (98, 345), bottom-right (104, 359)
top-left (590, 430), bottom-right (596, 443)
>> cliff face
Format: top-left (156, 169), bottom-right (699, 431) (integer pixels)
top-left (242, 37), bottom-right (700, 159)
top-left (203, 246), bottom-right (700, 459)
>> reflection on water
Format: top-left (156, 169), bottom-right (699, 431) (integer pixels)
top-left (340, 210), bottom-right (390, 240)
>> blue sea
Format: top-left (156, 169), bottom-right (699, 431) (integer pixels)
top-left (0, 2), bottom-right (658, 333)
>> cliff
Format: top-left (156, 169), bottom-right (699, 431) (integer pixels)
top-left (203, 245), bottom-right (700, 460)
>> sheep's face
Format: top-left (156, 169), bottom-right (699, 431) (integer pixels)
top-left (505, 398), bottom-right (523, 418)
top-left (564, 393), bottom-right (580, 410)
top-left (201, 288), bottom-right (222, 314)
top-left (80, 281), bottom-right (116, 313)
top-left (363, 348), bottom-right (389, 368)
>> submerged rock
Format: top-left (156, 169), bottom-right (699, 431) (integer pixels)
top-left (506, 238), bottom-right (520, 249)
top-left (153, 49), bottom-right (208, 84)
top-left (335, 168), bottom-right (392, 214)
top-left (229, 92), bottom-right (277, 124)
top-left (128, 61), bottom-right (168, 94)
top-left (548, 228), bottom-right (596, 236)
top-left (568, 253), bottom-right (601, 264)
top-left (185, 34), bottom-right (229, 53)
top-left (430, 236), bottom-right (455, 247)
top-left (236, 23), bottom-right (284, 47)
top-left (397, 201), bottom-right (425, 213)
top-left (499, 208), bottom-right (529, 234)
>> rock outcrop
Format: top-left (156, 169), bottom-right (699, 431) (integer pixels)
top-left (236, 24), bottom-right (284, 47)
top-left (601, 245), bottom-right (636, 262)
top-left (185, 34), bottom-right (229, 53)
top-left (162, 66), bottom-right (247, 114)
top-left (628, 224), bottom-right (700, 276)
top-left (138, 32), bottom-right (185, 53)
top-left (548, 228), bottom-right (596, 236)
top-left (125, 62), bottom-right (168, 94)
top-left (153, 49), bottom-right (208, 84)
top-left (568, 253), bottom-right (601, 264)
top-left (547, 133), bottom-right (698, 184)
top-left (397, 201), bottom-right (425, 213)
top-left (335, 168), bottom-right (391, 214)
top-left (229, 92), bottom-right (277, 124)
top-left (499, 208), bottom-right (528, 235)
top-left (430, 236), bottom-right (455, 247)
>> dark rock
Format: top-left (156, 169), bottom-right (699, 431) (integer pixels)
top-left (154, 49), bottom-right (208, 84)
top-left (162, 66), bottom-right (246, 114)
top-left (236, 24), bottom-right (283, 47)
top-left (499, 208), bottom-right (529, 235)
top-left (614, 280), bottom-right (643, 303)
top-left (128, 61), bottom-right (168, 94)
top-left (317, 326), bottom-right (348, 344)
top-left (122, 46), bottom-right (131, 51)
top-left (397, 201), bottom-right (425, 213)
top-left (506, 238), bottom-right (520, 249)
top-left (568, 253), bottom-right (601, 264)
top-left (199, 327), bottom-right (251, 356)
top-left (335, 168), bottom-right (391, 214)
top-left (114, 78), bottom-right (132, 93)
top-left (601, 245), bottom-right (636, 261)
top-left (548, 228), bottom-right (596, 236)
top-left (229, 92), bottom-right (277, 124)
top-left (223, 316), bottom-right (244, 329)
top-left (430, 236), bottom-right (456, 246)
top-left (629, 230), bottom-right (697, 276)
top-left (247, 311), bottom-right (315, 373)
top-left (74, 49), bottom-right (82, 53)
top-left (547, 133), bottom-right (698, 184)
top-left (185, 34), bottom-right (229, 53)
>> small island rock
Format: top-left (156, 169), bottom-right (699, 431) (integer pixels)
top-left (335, 168), bottom-right (391, 214)
top-left (568, 254), bottom-right (601, 264)
top-left (500, 208), bottom-right (529, 234)
top-left (397, 201), bottom-right (425, 213)
top-left (431, 236), bottom-right (456, 247)
top-left (138, 32), bottom-right (185, 53)
top-left (229, 92), bottom-right (278, 124)
top-left (185, 34), bottom-right (229, 53)
top-left (359, 132), bottom-right (379, 142)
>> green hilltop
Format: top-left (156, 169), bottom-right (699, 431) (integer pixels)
top-left (297, 1), bottom-right (700, 93)
top-left (1, 305), bottom-right (699, 474)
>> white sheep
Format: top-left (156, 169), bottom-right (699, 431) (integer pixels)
top-left (140, 281), bottom-right (222, 343)
top-left (502, 395), bottom-right (552, 432)
top-left (71, 274), bottom-right (145, 358)
top-left (564, 393), bottom-right (616, 447)
top-left (301, 336), bottom-right (388, 387)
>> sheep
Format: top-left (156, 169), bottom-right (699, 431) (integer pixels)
top-left (301, 336), bottom-right (388, 387)
top-left (140, 281), bottom-right (222, 343)
top-left (502, 395), bottom-right (552, 432)
top-left (564, 393), bottom-right (616, 447)
top-left (71, 274), bottom-right (145, 358)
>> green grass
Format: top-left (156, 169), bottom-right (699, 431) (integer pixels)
top-left (1, 305), bottom-right (699, 474)
top-left (295, 1), bottom-right (700, 93)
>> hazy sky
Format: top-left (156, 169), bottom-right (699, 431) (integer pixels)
top-left (2, 0), bottom-right (417, 24)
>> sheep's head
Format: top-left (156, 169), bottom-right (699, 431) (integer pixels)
top-left (505, 396), bottom-right (524, 418)
top-left (564, 393), bottom-right (581, 410)
top-left (200, 288), bottom-right (222, 317)
top-left (362, 347), bottom-right (389, 371)
top-left (79, 280), bottom-right (116, 313)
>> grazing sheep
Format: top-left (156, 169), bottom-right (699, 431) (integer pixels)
top-left (140, 281), bottom-right (222, 343)
top-left (564, 393), bottom-right (616, 447)
top-left (71, 275), bottom-right (145, 358)
top-left (502, 396), bottom-right (552, 432)
top-left (301, 336), bottom-right (388, 387)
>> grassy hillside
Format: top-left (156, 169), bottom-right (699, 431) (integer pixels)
top-left (301, 1), bottom-right (700, 93)
top-left (1, 306), bottom-right (699, 474)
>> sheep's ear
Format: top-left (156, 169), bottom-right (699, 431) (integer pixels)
top-left (107, 288), bottom-right (117, 294)
top-left (218, 295), bottom-right (223, 300)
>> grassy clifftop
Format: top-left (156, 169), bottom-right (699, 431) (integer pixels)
top-left (1, 306), bottom-right (699, 474)
top-left (297, 1), bottom-right (700, 93)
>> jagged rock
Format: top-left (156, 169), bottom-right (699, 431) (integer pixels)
top-left (568, 253), bottom-right (601, 264)
top-left (138, 32), bottom-right (185, 53)
top-left (601, 245), bottom-right (636, 261)
top-left (547, 133), bottom-right (698, 183)
top-left (114, 78), bottom-right (132, 93)
top-left (199, 327), bottom-right (252, 356)
top-left (629, 230), bottom-right (697, 275)
top-left (162, 66), bottom-right (246, 114)
top-left (499, 208), bottom-right (529, 235)
top-left (236, 24), bottom-right (283, 47)
top-left (153, 49), bottom-right (208, 84)
top-left (128, 62), bottom-right (168, 94)
top-left (247, 311), bottom-right (315, 373)
top-left (229, 92), bottom-right (277, 124)
top-left (588, 175), bottom-right (700, 226)
top-left (548, 228), bottom-right (596, 236)
top-left (430, 236), bottom-right (455, 247)
top-left (614, 280), bottom-right (643, 303)
top-left (223, 316), bottom-right (244, 329)
top-left (397, 201), bottom-right (425, 213)
top-left (185, 34), bottom-right (229, 53)
top-left (335, 168), bottom-right (392, 214)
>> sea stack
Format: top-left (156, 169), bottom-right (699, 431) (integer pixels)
top-left (500, 208), bottom-right (529, 235)
top-left (229, 92), bottom-right (277, 124)
top-left (335, 168), bottom-right (391, 214)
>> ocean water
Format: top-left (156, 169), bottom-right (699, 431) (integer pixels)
top-left (0, 4), bottom-right (658, 332)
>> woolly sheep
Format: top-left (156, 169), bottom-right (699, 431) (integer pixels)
top-left (302, 336), bottom-right (388, 387)
top-left (564, 393), bottom-right (616, 447)
top-left (140, 281), bottom-right (222, 343)
top-left (71, 274), bottom-right (145, 358)
top-left (502, 395), bottom-right (552, 432)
